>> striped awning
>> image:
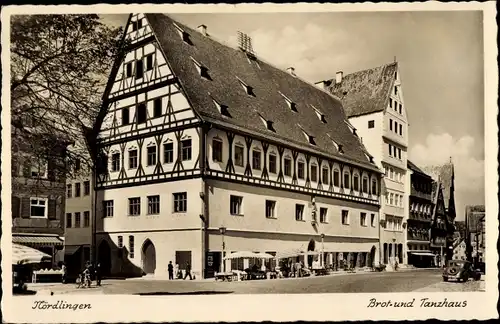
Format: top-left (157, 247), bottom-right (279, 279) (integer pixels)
top-left (12, 243), bottom-right (52, 265)
top-left (13, 234), bottom-right (64, 246)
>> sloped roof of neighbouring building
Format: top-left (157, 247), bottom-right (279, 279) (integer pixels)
top-left (135, 14), bottom-right (378, 172)
top-left (323, 62), bottom-right (398, 118)
top-left (408, 160), bottom-right (432, 178)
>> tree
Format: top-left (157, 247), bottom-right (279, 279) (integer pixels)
top-left (10, 14), bottom-right (125, 179)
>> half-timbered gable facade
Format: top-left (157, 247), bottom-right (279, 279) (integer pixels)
top-left (320, 63), bottom-right (410, 269)
top-left (93, 13), bottom-right (382, 278)
top-left (429, 181), bottom-right (449, 267)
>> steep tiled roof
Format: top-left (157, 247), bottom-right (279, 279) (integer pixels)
top-left (144, 14), bottom-right (378, 171)
top-left (408, 160), bottom-right (432, 178)
top-left (423, 163), bottom-right (455, 211)
top-left (323, 63), bottom-right (397, 118)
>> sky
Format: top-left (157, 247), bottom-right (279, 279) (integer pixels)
top-left (101, 11), bottom-right (485, 221)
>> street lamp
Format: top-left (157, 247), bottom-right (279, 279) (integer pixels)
top-left (219, 226), bottom-right (226, 273)
top-left (320, 233), bottom-right (325, 268)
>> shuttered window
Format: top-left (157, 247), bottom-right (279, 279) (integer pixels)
top-left (12, 196), bottom-right (20, 218)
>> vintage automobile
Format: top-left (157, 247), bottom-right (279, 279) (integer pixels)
top-left (443, 260), bottom-right (481, 282)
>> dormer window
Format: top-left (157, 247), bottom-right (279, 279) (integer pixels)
top-left (326, 133), bottom-right (343, 154)
top-left (279, 92), bottom-right (297, 112)
top-left (311, 105), bottom-right (327, 123)
top-left (190, 57), bottom-right (211, 80)
top-left (212, 97), bottom-right (231, 118)
top-left (236, 77), bottom-right (255, 96)
top-left (257, 113), bottom-right (275, 132)
top-left (298, 124), bottom-right (315, 145)
top-left (344, 120), bottom-right (357, 136)
top-left (173, 22), bottom-right (193, 45)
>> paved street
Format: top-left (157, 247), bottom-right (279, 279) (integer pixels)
top-left (19, 269), bottom-right (484, 295)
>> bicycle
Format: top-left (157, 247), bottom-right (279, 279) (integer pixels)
top-left (76, 273), bottom-right (92, 288)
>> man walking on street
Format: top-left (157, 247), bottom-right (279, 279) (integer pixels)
top-left (183, 262), bottom-right (193, 280)
top-left (168, 261), bottom-right (174, 280)
top-left (95, 263), bottom-right (102, 286)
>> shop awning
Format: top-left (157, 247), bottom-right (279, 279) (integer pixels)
top-left (13, 234), bottom-right (64, 246)
top-left (411, 252), bottom-right (436, 257)
top-left (64, 245), bottom-right (82, 255)
top-left (12, 243), bottom-right (52, 265)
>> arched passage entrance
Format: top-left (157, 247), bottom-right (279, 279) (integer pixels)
top-left (98, 240), bottom-right (111, 276)
top-left (142, 239), bottom-right (156, 275)
top-left (367, 245), bottom-right (376, 268)
top-left (307, 239), bottom-right (316, 268)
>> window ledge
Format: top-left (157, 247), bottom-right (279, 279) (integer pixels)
top-left (342, 223), bottom-right (350, 226)
top-left (231, 213), bottom-right (244, 217)
top-left (266, 217), bottom-right (277, 220)
top-left (295, 219), bottom-right (305, 222)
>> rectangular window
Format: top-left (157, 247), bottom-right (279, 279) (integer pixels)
top-left (30, 160), bottom-right (47, 178)
top-left (75, 159), bottom-right (81, 171)
top-left (147, 195), bottom-right (160, 215)
top-left (136, 60), bottom-right (144, 79)
top-left (75, 183), bottom-right (81, 197)
top-left (320, 207), bottom-right (328, 223)
top-left (311, 165), bottom-right (318, 182)
top-left (371, 213), bottom-right (376, 227)
top-left (266, 200), bottom-right (276, 218)
top-left (75, 212), bottom-right (81, 228)
top-left (181, 139), bottom-right (192, 161)
top-left (66, 184), bottom-right (72, 198)
top-left (394, 86), bottom-right (398, 95)
top-left (84, 211), bottom-right (90, 227)
top-left (83, 181), bottom-right (90, 196)
top-left (389, 119), bottom-right (393, 131)
top-left (66, 213), bottom-right (72, 228)
top-left (368, 120), bottom-right (375, 128)
top-left (212, 139), bottom-right (223, 162)
top-left (132, 20), bottom-right (138, 31)
top-left (252, 149), bottom-right (261, 170)
top-left (111, 153), bottom-right (120, 172)
top-left (399, 124), bottom-right (403, 136)
top-left (394, 121), bottom-right (398, 133)
top-left (295, 204), bottom-right (304, 221)
top-left (399, 104), bottom-right (402, 114)
top-left (122, 107), bottom-right (130, 125)
top-left (137, 103), bottom-right (147, 123)
top-left (163, 142), bottom-right (173, 164)
top-left (343, 172), bottom-right (350, 189)
top-left (297, 161), bottom-right (305, 179)
top-left (128, 197), bottom-right (141, 216)
top-left (333, 170), bottom-right (340, 187)
top-left (371, 179), bottom-right (377, 195)
top-left (230, 195), bottom-right (243, 215)
top-left (322, 167), bottom-right (329, 185)
top-left (360, 212), bottom-right (367, 227)
top-left (398, 148), bottom-right (402, 160)
top-left (234, 145), bottom-right (244, 167)
top-left (269, 154), bottom-right (277, 174)
top-left (173, 192), bottom-right (187, 213)
top-left (362, 177), bottom-right (368, 193)
top-left (118, 236), bottom-right (123, 249)
top-left (103, 200), bottom-right (114, 217)
top-left (129, 236), bottom-right (135, 258)
top-left (129, 149), bottom-right (138, 169)
top-left (147, 146), bottom-right (157, 166)
top-left (137, 18), bottom-right (143, 29)
top-left (341, 210), bottom-right (349, 225)
top-left (284, 158), bottom-right (292, 176)
top-left (153, 98), bottom-right (162, 118)
top-left (146, 54), bottom-right (153, 71)
top-left (353, 175), bottom-right (359, 191)
top-left (389, 98), bottom-right (393, 108)
top-left (126, 62), bottom-right (133, 77)
top-left (388, 144), bottom-right (392, 157)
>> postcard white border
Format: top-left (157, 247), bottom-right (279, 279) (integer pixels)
top-left (2, 2), bottom-right (498, 323)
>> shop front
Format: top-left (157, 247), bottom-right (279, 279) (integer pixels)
top-left (12, 233), bottom-right (64, 267)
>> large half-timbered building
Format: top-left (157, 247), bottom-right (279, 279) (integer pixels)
top-left (93, 13), bottom-right (382, 278)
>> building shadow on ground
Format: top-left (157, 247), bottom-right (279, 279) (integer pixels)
top-left (135, 291), bottom-right (234, 295)
top-left (13, 288), bottom-right (37, 295)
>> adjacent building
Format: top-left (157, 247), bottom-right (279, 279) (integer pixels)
top-left (429, 181), bottom-right (451, 267)
top-left (319, 62), bottom-right (409, 269)
top-left (465, 205), bottom-right (485, 266)
top-left (11, 123), bottom-right (71, 266)
top-left (406, 161), bottom-right (434, 267)
top-left (452, 238), bottom-right (467, 261)
top-left (91, 13), bottom-right (383, 278)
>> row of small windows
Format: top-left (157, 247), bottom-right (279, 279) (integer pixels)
top-left (212, 139), bottom-right (377, 193)
top-left (118, 235), bottom-right (135, 258)
top-left (66, 211), bottom-right (90, 228)
top-left (389, 119), bottom-right (403, 136)
top-left (389, 97), bottom-right (403, 115)
top-left (385, 192), bottom-right (404, 208)
top-left (102, 192), bottom-right (187, 217)
top-left (125, 53), bottom-right (154, 80)
top-left (384, 166), bottom-right (404, 184)
top-left (388, 144), bottom-right (402, 160)
top-left (66, 181), bottom-right (90, 198)
top-left (109, 139), bottom-right (192, 172)
top-left (386, 215), bottom-right (403, 231)
top-left (410, 203), bottom-right (432, 214)
top-left (121, 96), bottom-right (162, 126)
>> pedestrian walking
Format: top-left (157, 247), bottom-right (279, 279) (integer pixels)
top-left (175, 263), bottom-right (180, 279)
top-left (61, 263), bottom-right (67, 284)
top-left (183, 262), bottom-right (193, 280)
top-left (168, 261), bottom-right (174, 280)
top-left (95, 263), bottom-right (102, 286)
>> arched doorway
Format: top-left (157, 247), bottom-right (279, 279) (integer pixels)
top-left (98, 240), bottom-right (111, 276)
top-left (383, 243), bottom-right (388, 264)
top-left (368, 246), bottom-right (376, 268)
top-left (142, 239), bottom-right (156, 275)
top-left (307, 239), bottom-right (315, 268)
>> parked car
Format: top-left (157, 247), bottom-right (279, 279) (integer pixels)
top-left (443, 260), bottom-right (481, 282)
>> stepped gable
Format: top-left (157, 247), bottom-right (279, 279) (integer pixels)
top-left (325, 62), bottom-right (397, 118)
top-left (145, 13), bottom-right (378, 171)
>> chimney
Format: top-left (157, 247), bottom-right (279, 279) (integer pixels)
top-left (197, 24), bottom-right (207, 36)
top-left (287, 67), bottom-right (296, 76)
top-left (335, 71), bottom-right (343, 84)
